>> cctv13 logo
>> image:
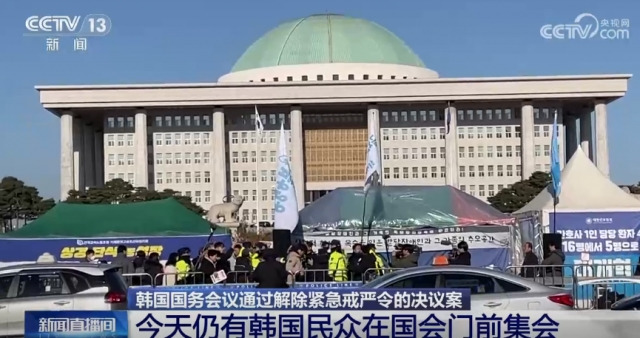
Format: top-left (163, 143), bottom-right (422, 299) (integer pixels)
top-left (25, 14), bottom-right (111, 36)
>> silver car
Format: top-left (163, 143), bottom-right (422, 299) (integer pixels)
top-left (362, 266), bottom-right (574, 310)
top-left (0, 262), bottom-right (128, 337)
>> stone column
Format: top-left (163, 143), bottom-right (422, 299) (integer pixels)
top-left (444, 104), bottom-right (459, 187)
top-left (290, 106), bottom-right (305, 210)
top-left (580, 110), bottom-right (593, 159)
top-left (520, 102), bottom-right (535, 180)
top-left (367, 105), bottom-right (382, 185)
top-left (60, 112), bottom-right (74, 200)
top-left (564, 115), bottom-right (577, 163)
top-left (82, 124), bottom-right (96, 189)
top-left (594, 100), bottom-right (610, 177)
top-left (212, 107), bottom-right (228, 205)
top-left (134, 109), bottom-right (149, 188)
top-left (94, 129), bottom-right (104, 187)
top-left (72, 118), bottom-right (84, 191)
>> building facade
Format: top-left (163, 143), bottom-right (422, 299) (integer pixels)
top-left (37, 14), bottom-right (629, 224)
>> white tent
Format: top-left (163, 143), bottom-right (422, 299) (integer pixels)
top-left (511, 147), bottom-right (640, 263)
top-left (517, 147), bottom-right (640, 214)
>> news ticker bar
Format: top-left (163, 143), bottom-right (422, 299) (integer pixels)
top-left (25, 310), bottom-right (640, 338)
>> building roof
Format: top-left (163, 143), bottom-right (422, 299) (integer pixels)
top-left (299, 186), bottom-right (512, 230)
top-left (231, 14), bottom-right (425, 72)
top-left (515, 148), bottom-right (640, 214)
top-left (0, 198), bottom-right (226, 238)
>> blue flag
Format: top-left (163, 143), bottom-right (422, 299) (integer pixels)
top-left (550, 111), bottom-right (562, 199)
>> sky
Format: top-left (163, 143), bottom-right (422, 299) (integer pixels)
top-left (0, 0), bottom-right (638, 199)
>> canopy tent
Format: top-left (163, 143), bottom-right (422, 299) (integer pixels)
top-left (1, 198), bottom-right (227, 238)
top-left (512, 148), bottom-right (640, 271)
top-left (299, 186), bottom-right (513, 269)
top-left (0, 198), bottom-right (231, 264)
top-left (299, 185), bottom-right (512, 231)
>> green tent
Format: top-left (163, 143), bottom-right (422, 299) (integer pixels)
top-left (1, 198), bottom-right (228, 238)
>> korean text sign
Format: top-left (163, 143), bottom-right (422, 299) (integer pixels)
top-left (551, 212), bottom-right (640, 254)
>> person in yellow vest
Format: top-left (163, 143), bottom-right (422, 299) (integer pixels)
top-left (251, 242), bottom-right (267, 269)
top-left (175, 247), bottom-right (193, 284)
top-left (328, 240), bottom-right (348, 281)
top-left (368, 244), bottom-right (386, 276)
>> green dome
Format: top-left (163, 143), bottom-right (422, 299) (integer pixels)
top-left (231, 14), bottom-right (425, 72)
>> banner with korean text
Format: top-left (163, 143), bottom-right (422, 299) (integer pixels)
top-left (306, 226), bottom-right (512, 268)
top-left (25, 310), bottom-right (640, 337)
top-left (0, 234), bottom-right (231, 264)
top-left (551, 211), bottom-right (640, 278)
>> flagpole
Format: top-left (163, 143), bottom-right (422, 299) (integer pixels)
top-left (256, 132), bottom-right (261, 234)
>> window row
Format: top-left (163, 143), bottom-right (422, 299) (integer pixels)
top-left (382, 145), bottom-right (525, 160)
top-left (183, 190), bottom-right (212, 204)
top-left (459, 184), bottom-right (508, 198)
top-left (229, 131), bottom-right (290, 145)
top-left (382, 124), bottom-right (556, 142)
top-left (383, 166), bottom-right (447, 179)
top-left (154, 152), bottom-right (212, 165)
top-left (459, 165), bottom-right (522, 178)
top-left (154, 115), bottom-right (211, 128)
top-left (231, 151), bottom-right (291, 164)
top-left (231, 170), bottom-right (279, 183)
top-left (106, 134), bottom-right (134, 147)
top-left (250, 73), bottom-right (415, 83)
top-left (155, 171), bottom-right (211, 184)
top-left (106, 117), bottom-right (134, 129)
top-left (106, 172), bottom-right (135, 185)
top-left (107, 154), bottom-right (134, 166)
top-left (232, 189), bottom-right (281, 203)
top-left (153, 132), bottom-right (211, 146)
top-left (458, 146), bottom-right (522, 159)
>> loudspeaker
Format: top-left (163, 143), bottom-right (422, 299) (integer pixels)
top-left (272, 229), bottom-right (292, 258)
top-left (543, 233), bottom-right (563, 258)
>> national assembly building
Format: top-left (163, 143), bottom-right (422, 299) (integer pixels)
top-left (36, 14), bottom-right (629, 224)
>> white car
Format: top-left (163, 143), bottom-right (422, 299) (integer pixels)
top-left (362, 266), bottom-right (574, 311)
top-left (0, 260), bottom-right (128, 337)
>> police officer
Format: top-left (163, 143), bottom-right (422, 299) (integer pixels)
top-left (175, 247), bottom-right (194, 284)
top-left (328, 240), bottom-right (348, 282)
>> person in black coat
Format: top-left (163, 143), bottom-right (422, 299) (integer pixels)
top-left (519, 242), bottom-right (539, 278)
top-left (213, 242), bottom-right (232, 273)
top-left (348, 243), bottom-right (364, 282)
top-left (143, 252), bottom-right (164, 285)
top-left (449, 241), bottom-right (471, 266)
top-left (354, 244), bottom-right (377, 281)
top-left (252, 249), bottom-right (289, 288)
top-left (197, 250), bottom-right (222, 284)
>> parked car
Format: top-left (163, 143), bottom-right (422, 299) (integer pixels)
top-left (0, 256), bottom-right (128, 337)
top-left (611, 294), bottom-right (640, 310)
top-left (362, 265), bottom-right (574, 310)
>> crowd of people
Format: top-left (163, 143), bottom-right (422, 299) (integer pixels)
top-left (93, 239), bottom-right (431, 287)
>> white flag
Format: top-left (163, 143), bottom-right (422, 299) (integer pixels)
top-left (254, 105), bottom-right (264, 134)
top-left (274, 122), bottom-right (299, 232)
top-left (364, 121), bottom-right (382, 193)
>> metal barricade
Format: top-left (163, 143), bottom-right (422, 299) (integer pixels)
top-left (122, 273), bottom-right (153, 287)
top-left (297, 269), bottom-right (351, 282)
top-left (225, 271), bottom-right (252, 284)
top-left (572, 276), bottom-right (640, 310)
top-left (505, 264), bottom-right (582, 287)
top-left (154, 271), bottom-right (208, 286)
